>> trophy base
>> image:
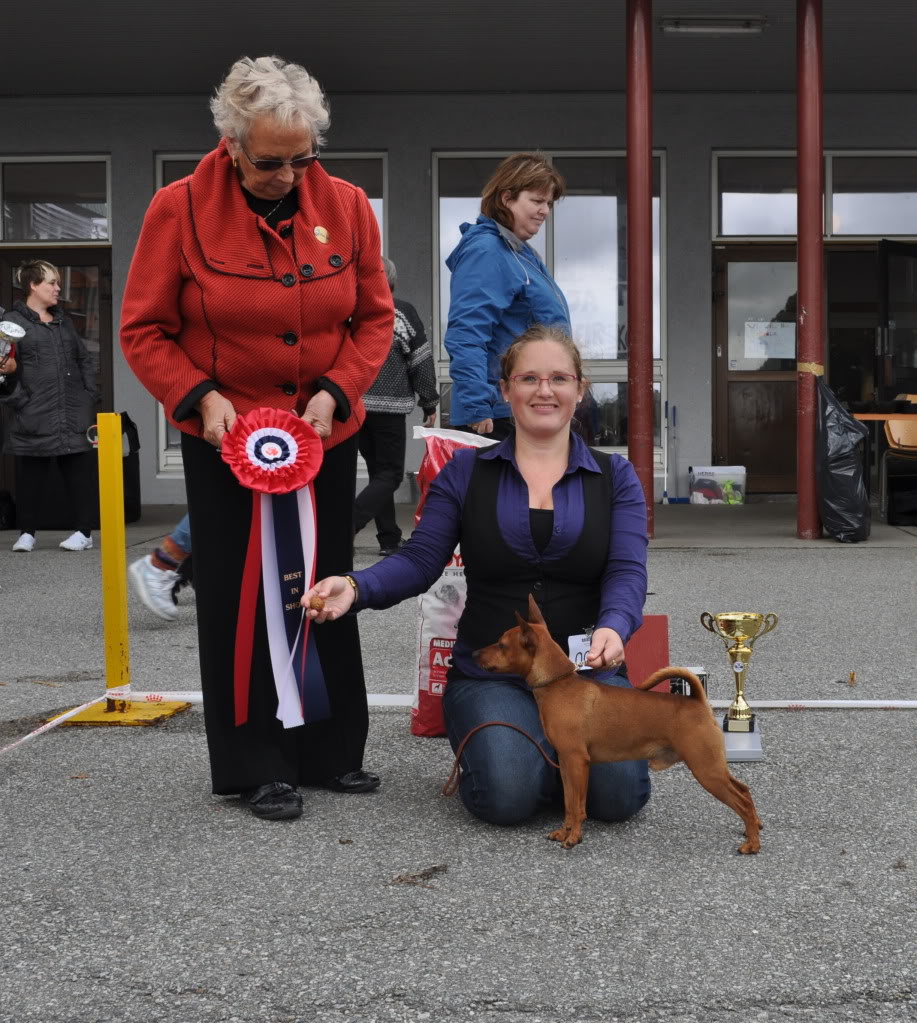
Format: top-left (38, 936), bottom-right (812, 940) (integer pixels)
top-left (723, 714), bottom-right (755, 733)
top-left (721, 715), bottom-right (764, 762)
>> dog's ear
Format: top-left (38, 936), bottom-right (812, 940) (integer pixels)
top-left (517, 616), bottom-right (537, 654)
top-left (527, 594), bottom-right (546, 625)
top-left (514, 610), bottom-right (527, 628)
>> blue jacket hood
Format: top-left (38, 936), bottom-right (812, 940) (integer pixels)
top-left (445, 216), bottom-right (503, 272)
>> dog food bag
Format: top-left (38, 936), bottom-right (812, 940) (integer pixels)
top-left (410, 427), bottom-right (497, 737)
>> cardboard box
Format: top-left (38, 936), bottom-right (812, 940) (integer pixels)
top-left (689, 465), bottom-right (746, 505)
top-left (669, 666), bottom-right (708, 697)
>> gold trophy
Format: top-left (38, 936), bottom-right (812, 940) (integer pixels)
top-left (701, 612), bottom-right (778, 760)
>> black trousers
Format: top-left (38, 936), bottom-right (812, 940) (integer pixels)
top-left (181, 431), bottom-right (368, 794)
top-left (15, 452), bottom-right (96, 536)
top-left (353, 412), bottom-right (406, 547)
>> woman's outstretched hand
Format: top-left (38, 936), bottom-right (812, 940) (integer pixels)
top-left (301, 576), bottom-right (355, 622)
top-left (585, 627), bottom-right (625, 670)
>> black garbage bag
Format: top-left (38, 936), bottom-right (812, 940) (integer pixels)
top-left (815, 377), bottom-right (870, 543)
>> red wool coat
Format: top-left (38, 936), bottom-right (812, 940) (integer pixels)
top-left (120, 142), bottom-right (394, 449)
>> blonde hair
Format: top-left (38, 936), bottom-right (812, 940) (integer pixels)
top-left (500, 324), bottom-right (585, 382)
top-left (210, 55), bottom-right (330, 146)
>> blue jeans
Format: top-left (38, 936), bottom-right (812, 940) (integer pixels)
top-left (443, 674), bottom-right (651, 827)
top-left (172, 513), bottom-right (192, 553)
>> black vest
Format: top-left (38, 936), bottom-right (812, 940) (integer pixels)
top-left (449, 448), bottom-right (612, 681)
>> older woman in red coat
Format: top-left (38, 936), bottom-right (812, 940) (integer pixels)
top-left (121, 56), bottom-right (394, 820)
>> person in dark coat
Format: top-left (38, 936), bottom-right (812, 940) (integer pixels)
top-left (0, 260), bottom-right (98, 553)
top-left (354, 257), bottom-right (439, 556)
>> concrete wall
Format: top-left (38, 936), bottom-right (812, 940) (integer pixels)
top-left (2, 90), bottom-right (915, 503)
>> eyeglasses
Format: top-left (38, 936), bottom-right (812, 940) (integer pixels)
top-left (241, 148), bottom-right (320, 172)
top-left (508, 373), bottom-right (579, 389)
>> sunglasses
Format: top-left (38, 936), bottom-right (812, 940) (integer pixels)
top-left (240, 148), bottom-right (320, 172)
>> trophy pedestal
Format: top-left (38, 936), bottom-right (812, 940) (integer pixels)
top-left (722, 716), bottom-right (764, 762)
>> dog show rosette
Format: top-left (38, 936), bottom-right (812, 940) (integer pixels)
top-left (221, 408), bottom-right (330, 729)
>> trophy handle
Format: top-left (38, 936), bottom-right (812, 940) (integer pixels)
top-left (747, 613), bottom-right (778, 649)
top-left (700, 612), bottom-right (718, 635)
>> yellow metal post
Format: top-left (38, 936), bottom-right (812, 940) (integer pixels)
top-left (99, 412), bottom-right (131, 706)
top-left (61, 413), bottom-right (189, 726)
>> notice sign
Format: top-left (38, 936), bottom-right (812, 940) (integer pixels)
top-left (744, 320), bottom-right (796, 361)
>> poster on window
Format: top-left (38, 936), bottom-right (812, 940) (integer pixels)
top-left (744, 320), bottom-right (796, 361)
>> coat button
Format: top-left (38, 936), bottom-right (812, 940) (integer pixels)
top-left (329, 254), bottom-right (343, 268)
top-left (282, 332), bottom-right (297, 346)
top-left (300, 263), bottom-right (314, 277)
top-left (279, 225), bottom-right (293, 239)
top-left (281, 273), bottom-right (296, 287)
top-left (533, 580), bottom-right (543, 591)
top-left (281, 382), bottom-right (296, 396)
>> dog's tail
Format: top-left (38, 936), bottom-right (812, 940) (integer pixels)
top-left (637, 666), bottom-right (709, 703)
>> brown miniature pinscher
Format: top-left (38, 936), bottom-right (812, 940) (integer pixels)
top-left (473, 595), bottom-right (761, 854)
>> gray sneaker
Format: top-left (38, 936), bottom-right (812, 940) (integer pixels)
top-left (129, 554), bottom-right (179, 621)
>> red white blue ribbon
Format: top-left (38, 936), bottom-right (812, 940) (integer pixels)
top-left (221, 408), bottom-right (327, 728)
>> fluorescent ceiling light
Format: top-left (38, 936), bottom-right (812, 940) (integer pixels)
top-left (659, 16), bottom-right (767, 36)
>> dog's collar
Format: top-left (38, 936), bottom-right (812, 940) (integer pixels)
top-left (527, 664), bottom-right (580, 689)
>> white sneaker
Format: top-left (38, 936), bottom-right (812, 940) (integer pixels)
top-left (12, 533), bottom-right (35, 552)
top-left (129, 554), bottom-right (179, 621)
top-left (59, 531), bottom-right (93, 551)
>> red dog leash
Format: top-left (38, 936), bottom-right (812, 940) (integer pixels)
top-left (442, 720), bottom-right (561, 796)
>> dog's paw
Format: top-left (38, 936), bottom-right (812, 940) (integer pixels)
top-left (737, 840), bottom-right (760, 855)
top-left (547, 828), bottom-right (569, 844)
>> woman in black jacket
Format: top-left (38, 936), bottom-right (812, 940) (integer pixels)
top-left (0, 260), bottom-right (98, 552)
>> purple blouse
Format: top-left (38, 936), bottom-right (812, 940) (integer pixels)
top-left (353, 433), bottom-right (648, 643)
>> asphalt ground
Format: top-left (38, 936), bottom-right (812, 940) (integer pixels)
top-left (1, 503), bottom-right (916, 1023)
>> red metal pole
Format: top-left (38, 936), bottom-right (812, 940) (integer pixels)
top-left (796, 0), bottom-right (823, 539)
top-left (627, 0), bottom-right (655, 537)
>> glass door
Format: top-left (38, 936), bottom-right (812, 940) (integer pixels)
top-left (877, 240), bottom-right (917, 403)
top-left (713, 246), bottom-right (798, 492)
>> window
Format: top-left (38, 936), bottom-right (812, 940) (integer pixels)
top-left (715, 151), bottom-right (917, 240)
top-left (153, 151), bottom-right (386, 474)
top-left (716, 156), bottom-right (797, 237)
top-left (1, 158), bottom-right (110, 242)
top-left (831, 155), bottom-right (917, 236)
top-left (552, 157), bottom-right (661, 361)
top-left (434, 152), bottom-right (664, 454)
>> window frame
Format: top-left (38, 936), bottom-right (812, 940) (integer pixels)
top-left (712, 149), bottom-right (917, 242)
top-left (432, 149), bottom-right (666, 463)
top-left (0, 154), bottom-right (112, 247)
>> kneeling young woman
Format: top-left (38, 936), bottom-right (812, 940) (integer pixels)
top-left (305, 324), bottom-right (650, 826)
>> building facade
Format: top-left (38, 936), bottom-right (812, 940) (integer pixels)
top-left (2, 4), bottom-right (916, 509)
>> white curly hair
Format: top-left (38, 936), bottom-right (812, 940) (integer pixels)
top-left (210, 55), bottom-right (330, 147)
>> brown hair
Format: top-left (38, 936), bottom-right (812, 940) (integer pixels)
top-left (16, 259), bottom-right (59, 295)
top-left (500, 323), bottom-right (586, 382)
top-left (480, 153), bottom-right (565, 230)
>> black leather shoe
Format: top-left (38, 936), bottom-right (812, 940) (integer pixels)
top-left (322, 770), bottom-right (381, 793)
top-left (378, 540), bottom-right (404, 557)
top-left (242, 781), bottom-right (303, 820)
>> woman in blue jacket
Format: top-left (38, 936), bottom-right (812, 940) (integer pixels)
top-left (444, 153), bottom-right (570, 439)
